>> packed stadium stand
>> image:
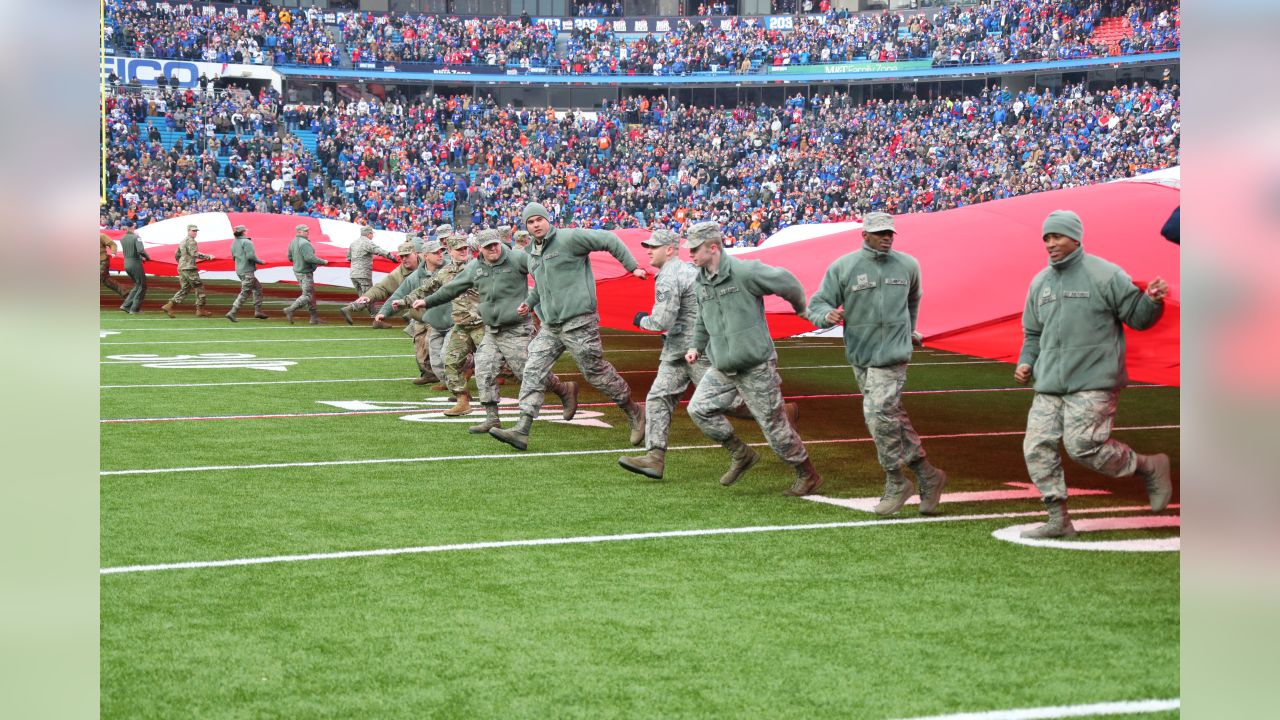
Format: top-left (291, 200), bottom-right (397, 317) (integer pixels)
top-left (100, 0), bottom-right (1180, 243)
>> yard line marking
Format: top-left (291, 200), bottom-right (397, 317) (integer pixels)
top-left (101, 353), bottom-right (413, 364)
top-left (99, 425), bottom-right (1178, 475)
top-left (101, 337), bottom-right (409, 346)
top-left (98, 504), bottom-right (1166, 575)
top-left (890, 697), bottom-right (1180, 720)
top-left (101, 377), bottom-right (419, 390)
top-left (98, 386), bottom-right (1174, 422)
top-left (99, 354), bottom-right (998, 367)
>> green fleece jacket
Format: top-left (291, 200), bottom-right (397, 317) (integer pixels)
top-left (806, 243), bottom-right (921, 368)
top-left (691, 253), bottom-right (807, 373)
top-left (230, 236), bottom-right (264, 276)
top-left (120, 231), bottom-right (149, 269)
top-left (287, 235), bottom-right (327, 274)
top-left (525, 226), bottom-right (639, 325)
top-left (380, 263), bottom-right (453, 330)
top-left (1018, 246), bottom-right (1164, 394)
top-left (422, 246), bottom-right (532, 328)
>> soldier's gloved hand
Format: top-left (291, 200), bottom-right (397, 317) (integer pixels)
top-left (632, 311), bottom-right (649, 328)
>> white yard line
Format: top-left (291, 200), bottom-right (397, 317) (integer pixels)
top-left (99, 504), bottom-right (1164, 576)
top-left (99, 426), bottom-right (1178, 475)
top-left (889, 697), bottom-right (1180, 720)
top-left (101, 377), bottom-right (419, 390)
top-left (101, 337), bottom-right (409, 345)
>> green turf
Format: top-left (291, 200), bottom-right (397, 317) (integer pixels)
top-left (100, 299), bottom-right (1179, 719)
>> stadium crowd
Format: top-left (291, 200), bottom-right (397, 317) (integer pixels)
top-left (105, 0), bottom-right (1179, 71)
top-left (102, 79), bottom-right (1179, 246)
top-left (104, 0), bottom-right (340, 66)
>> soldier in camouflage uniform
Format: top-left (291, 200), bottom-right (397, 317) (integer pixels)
top-left (415, 229), bottom-right (577, 433)
top-left (118, 223), bottom-right (150, 314)
top-left (162, 223), bottom-right (215, 317)
top-left (283, 224), bottom-right (330, 324)
top-left (100, 232), bottom-right (124, 298)
top-left (806, 212), bottom-right (948, 515)
top-left (405, 235), bottom-right (484, 415)
top-left (339, 225), bottom-right (397, 325)
top-left (381, 239), bottom-right (450, 386)
top-left (488, 202), bottom-right (647, 452)
top-left (226, 224), bottom-right (270, 321)
top-left (1015, 210), bottom-right (1173, 538)
top-left (618, 229), bottom-right (776, 480)
top-left (362, 236), bottom-right (424, 330)
top-left (683, 221), bottom-right (822, 496)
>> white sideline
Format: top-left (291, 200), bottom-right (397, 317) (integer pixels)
top-left (99, 425), bottom-right (1178, 476)
top-left (890, 697), bottom-right (1180, 720)
top-left (99, 504), bottom-right (1164, 576)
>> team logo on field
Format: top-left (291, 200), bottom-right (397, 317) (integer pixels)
top-left (105, 353), bottom-right (297, 372)
top-left (316, 398), bottom-right (612, 428)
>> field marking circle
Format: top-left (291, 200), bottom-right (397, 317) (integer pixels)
top-left (993, 515), bottom-right (1179, 552)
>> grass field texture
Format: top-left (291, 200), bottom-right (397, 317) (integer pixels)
top-left (100, 289), bottom-right (1179, 719)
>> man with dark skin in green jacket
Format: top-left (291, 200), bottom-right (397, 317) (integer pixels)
top-left (1015, 209), bottom-right (1173, 538)
top-left (806, 212), bottom-right (948, 516)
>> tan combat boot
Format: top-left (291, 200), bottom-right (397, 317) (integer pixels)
top-left (559, 381), bottom-right (579, 421)
top-left (1021, 499), bottom-right (1077, 538)
top-left (719, 437), bottom-right (759, 486)
top-left (443, 391), bottom-right (472, 417)
top-left (283, 307), bottom-right (296, 324)
top-left (1136, 453), bottom-right (1172, 512)
top-left (195, 305), bottom-right (213, 317)
top-left (468, 403), bottom-right (502, 434)
top-left (623, 401), bottom-right (646, 446)
top-left (619, 449), bottom-right (665, 479)
top-left (785, 458), bottom-right (823, 496)
top-left (873, 471), bottom-right (916, 516)
top-left (161, 302), bottom-right (175, 318)
top-left (489, 413), bottom-right (534, 451)
top-left (339, 306), bottom-right (354, 325)
top-left (910, 459), bottom-right (948, 515)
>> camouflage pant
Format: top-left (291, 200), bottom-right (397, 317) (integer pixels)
top-left (645, 354), bottom-right (710, 451)
top-left (1024, 390), bottom-right (1138, 503)
top-left (100, 257), bottom-right (123, 296)
top-left (443, 324), bottom-right (486, 394)
top-left (852, 363), bottom-right (926, 473)
top-left (284, 272), bottom-right (316, 313)
top-left (122, 262), bottom-right (146, 311)
top-left (408, 322), bottom-right (446, 382)
top-left (169, 268), bottom-right (206, 307)
top-left (229, 271), bottom-right (263, 313)
top-left (688, 355), bottom-right (808, 465)
top-left (476, 320), bottom-right (568, 405)
top-left (427, 325), bottom-right (449, 382)
top-left (518, 312), bottom-right (632, 417)
top-left (351, 277), bottom-right (374, 314)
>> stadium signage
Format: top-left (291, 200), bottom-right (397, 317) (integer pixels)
top-left (767, 59), bottom-right (934, 75)
top-left (102, 57), bottom-right (201, 87)
top-left (101, 55), bottom-right (282, 89)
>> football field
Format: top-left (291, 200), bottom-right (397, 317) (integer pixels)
top-left (99, 295), bottom-right (1179, 719)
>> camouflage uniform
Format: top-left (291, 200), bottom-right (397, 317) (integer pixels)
top-left (521, 313), bottom-right (631, 417)
top-left (634, 235), bottom-right (726, 452)
top-left (1024, 390), bottom-right (1135, 502)
top-left (406, 238), bottom-right (481, 395)
top-left (228, 228), bottom-right (265, 316)
top-left (119, 230), bottom-right (150, 312)
top-left (683, 221), bottom-right (819, 494)
top-left (283, 225), bottom-right (328, 318)
top-left (689, 354), bottom-right (807, 464)
top-left (100, 233), bottom-right (123, 296)
top-left (168, 226), bottom-right (213, 308)
top-left (346, 227), bottom-right (396, 314)
top-left (420, 232), bottom-right (570, 405)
